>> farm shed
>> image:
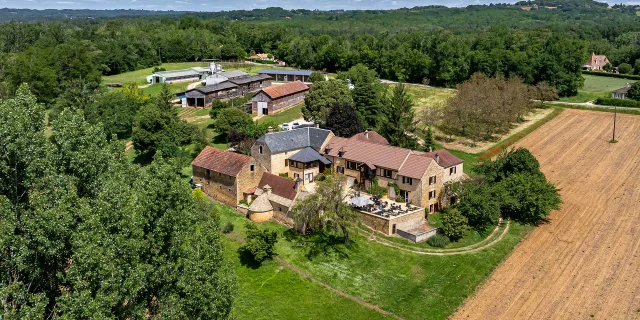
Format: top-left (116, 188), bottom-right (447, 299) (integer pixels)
top-left (258, 69), bottom-right (313, 82)
top-left (149, 68), bottom-right (210, 84)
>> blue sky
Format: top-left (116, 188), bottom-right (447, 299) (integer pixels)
top-left (1, 0), bottom-right (535, 11)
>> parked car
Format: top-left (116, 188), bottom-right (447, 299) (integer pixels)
top-left (292, 121), bottom-right (300, 129)
top-left (190, 176), bottom-right (202, 190)
top-left (281, 122), bottom-right (290, 131)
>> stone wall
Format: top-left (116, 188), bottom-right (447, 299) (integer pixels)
top-left (192, 165), bottom-right (237, 207)
top-left (235, 159), bottom-right (265, 204)
top-left (360, 209), bottom-right (425, 235)
top-left (251, 141), bottom-right (272, 172)
top-left (442, 163), bottom-right (464, 183)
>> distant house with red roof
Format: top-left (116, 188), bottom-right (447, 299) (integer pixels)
top-left (251, 81), bottom-right (309, 115)
top-left (191, 146), bottom-right (265, 206)
top-left (584, 53), bottom-right (610, 71)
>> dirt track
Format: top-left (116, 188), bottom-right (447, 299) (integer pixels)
top-left (453, 109), bottom-right (640, 319)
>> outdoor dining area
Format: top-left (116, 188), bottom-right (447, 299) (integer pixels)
top-left (348, 192), bottom-right (421, 219)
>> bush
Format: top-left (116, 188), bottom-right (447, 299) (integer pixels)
top-left (367, 178), bottom-right (387, 197)
top-left (152, 66), bottom-right (166, 73)
top-left (222, 222), bottom-right (234, 234)
top-left (427, 234), bottom-right (450, 248)
top-left (582, 70), bottom-right (640, 80)
top-left (440, 207), bottom-right (469, 241)
top-left (242, 222), bottom-right (278, 263)
top-left (595, 97), bottom-right (640, 108)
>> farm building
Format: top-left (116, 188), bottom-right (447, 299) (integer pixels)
top-left (251, 81), bottom-right (309, 115)
top-left (258, 69), bottom-right (312, 82)
top-left (178, 74), bottom-right (272, 108)
top-left (204, 70), bottom-right (251, 86)
top-left (228, 74), bottom-right (272, 95)
top-left (191, 146), bottom-right (265, 207)
top-left (147, 67), bottom-right (211, 84)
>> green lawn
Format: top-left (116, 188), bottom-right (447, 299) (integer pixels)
top-left (256, 104), bottom-right (304, 125)
top-left (560, 74), bottom-right (636, 103)
top-left (222, 232), bottom-right (393, 320)
top-left (218, 205), bottom-right (531, 320)
top-left (103, 62), bottom-right (210, 84)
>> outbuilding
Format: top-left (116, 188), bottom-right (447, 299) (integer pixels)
top-left (251, 81), bottom-right (309, 115)
top-left (258, 69), bottom-right (313, 82)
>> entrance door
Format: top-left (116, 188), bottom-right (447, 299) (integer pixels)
top-left (258, 102), bottom-right (268, 115)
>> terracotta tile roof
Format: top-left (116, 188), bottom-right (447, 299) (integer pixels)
top-left (350, 130), bottom-right (389, 145)
top-left (257, 173), bottom-right (298, 201)
top-left (324, 137), bottom-right (412, 171)
top-left (398, 154), bottom-right (434, 179)
top-left (191, 146), bottom-right (252, 177)
top-left (324, 137), bottom-right (463, 178)
top-left (261, 81), bottom-right (309, 100)
top-left (421, 150), bottom-right (464, 168)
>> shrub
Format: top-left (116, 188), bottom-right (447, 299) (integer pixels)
top-left (440, 207), bottom-right (469, 241)
top-left (427, 234), bottom-right (450, 248)
top-left (239, 199), bottom-right (249, 206)
top-left (367, 178), bottom-right (387, 197)
top-left (279, 173), bottom-right (294, 180)
top-left (242, 222), bottom-right (278, 263)
top-left (595, 98), bottom-right (640, 108)
top-left (152, 66), bottom-right (166, 73)
top-left (222, 222), bottom-right (234, 234)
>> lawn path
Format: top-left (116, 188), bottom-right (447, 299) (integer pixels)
top-left (224, 232), bottom-right (404, 320)
top-left (367, 219), bottom-right (511, 256)
top-left (273, 257), bottom-right (405, 320)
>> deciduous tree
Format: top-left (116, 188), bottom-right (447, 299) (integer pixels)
top-left (303, 79), bottom-right (353, 125)
top-left (292, 174), bottom-right (360, 244)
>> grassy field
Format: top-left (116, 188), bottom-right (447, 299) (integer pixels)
top-left (560, 74), bottom-right (636, 103)
top-left (222, 232), bottom-right (393, 320)
top-left (102, 62), bottom-right (210, 84)
top-left (396, 84), bottom-right (455, 114)
top-left (256, 104), bottom-right (304, 125)
top-left (217, 205), bottom-right (531, 320)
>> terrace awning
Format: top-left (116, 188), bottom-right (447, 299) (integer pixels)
top-left (351, 196), bottom-right (374, 207)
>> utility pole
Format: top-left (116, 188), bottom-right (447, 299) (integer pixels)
top-left (612, 105), bottom-right (618, 143)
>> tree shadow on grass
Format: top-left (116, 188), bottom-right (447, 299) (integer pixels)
top-left (283, 229), bottom-right (355, 261)
top-left (237, 247), bottom-right (263, 270)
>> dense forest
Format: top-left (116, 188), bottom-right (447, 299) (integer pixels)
top-left (2, 0), bottom-right (640, 103)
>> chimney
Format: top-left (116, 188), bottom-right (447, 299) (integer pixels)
top-left (263, 184), bottom-right (272, 195)
top-left (267, 126), bottom-right (273, 133)
top-left (294, 178), bottom-right (301, 192)
top-left (364, 130), bottom-right (369, 139)
top-left (435, 153), bottom-right (440, 164)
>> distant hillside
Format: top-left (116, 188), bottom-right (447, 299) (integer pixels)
top-left (0, 8), bottom-right (186, 23)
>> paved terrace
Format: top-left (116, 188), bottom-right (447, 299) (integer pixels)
top-left (346, 191), bottom-right (437, 243)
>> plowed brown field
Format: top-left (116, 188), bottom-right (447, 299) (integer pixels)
top-left (453, 109), bottom-right (640, 319)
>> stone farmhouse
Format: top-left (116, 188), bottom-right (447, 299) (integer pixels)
top-left (250, 128), bottom-right (463, 211)
top-left (251, 127), bottom-right (335, 183)
top-left (193, 128), bottom-right (464, 242)
top-left (245, 172), bottom-right (305, 225)
top-left (251, 81), bottom-right (309, 116)
top-left (191, 146), bottom-right (265, 207)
